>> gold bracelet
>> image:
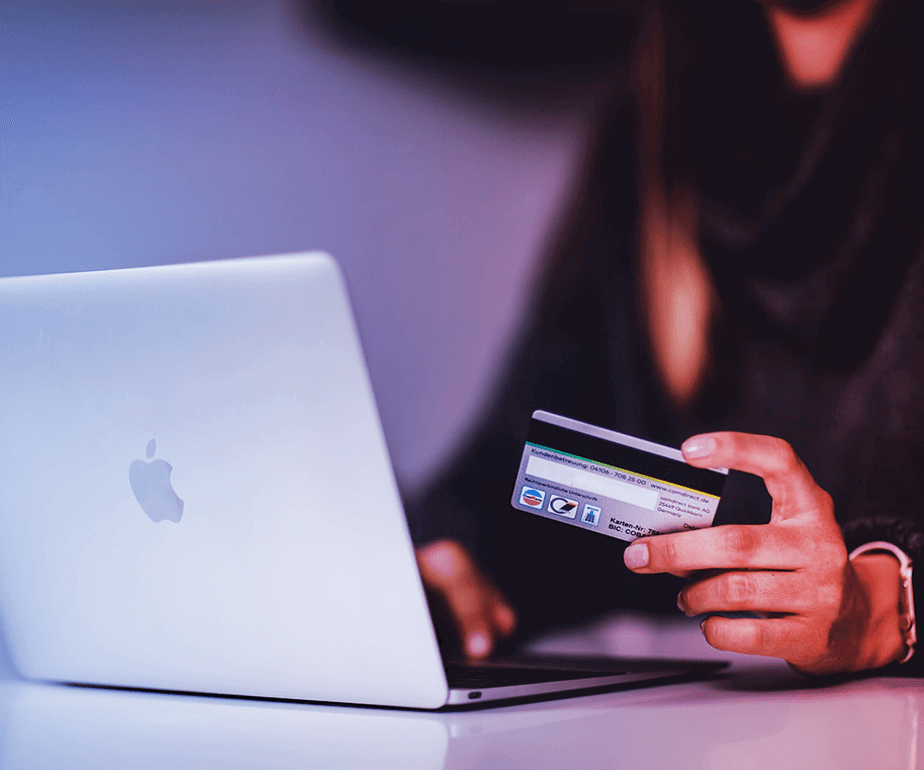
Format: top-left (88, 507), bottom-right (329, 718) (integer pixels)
top-left (849, 541), bottom-right (916, 665)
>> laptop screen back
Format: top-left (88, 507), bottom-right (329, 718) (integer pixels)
top-left (0, 253), bottom-right (448, 708)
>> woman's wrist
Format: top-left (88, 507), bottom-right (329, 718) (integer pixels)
top-left (849, 552), bottom-right (907, 670)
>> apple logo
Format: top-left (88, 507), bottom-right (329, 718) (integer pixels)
top-left (129, 439), bottom-right (184, 523)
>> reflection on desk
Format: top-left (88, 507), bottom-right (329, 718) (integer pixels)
top-left (0, 613), bottom-right (917, 769)
top-left (0, 682), bottom-right (447, 769)
top-left (0, 669), bottom-right (919, 770)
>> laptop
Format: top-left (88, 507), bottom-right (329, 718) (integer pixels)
top-left (0, 253), bottom-right (725, 709)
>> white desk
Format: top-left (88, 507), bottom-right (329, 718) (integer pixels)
top-left (0, 614), bottom-right (918, 769)
top-left (0, 667), bottom-right (918, 769)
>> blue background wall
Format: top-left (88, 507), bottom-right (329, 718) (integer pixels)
top-left (0, 0), bottom-right (605, 498)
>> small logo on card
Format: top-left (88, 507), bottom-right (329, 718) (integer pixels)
top-left (581, 504), bottom-right (602, 526)
top-left (519, 486), bottom-right (546, 509)
top-left (548, 495), bottom-right (579, 519)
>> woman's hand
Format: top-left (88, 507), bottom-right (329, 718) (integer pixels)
top-left (623, 431), bottom-right (906, 674)
top-left (416, 539), bottom-right (517, 660)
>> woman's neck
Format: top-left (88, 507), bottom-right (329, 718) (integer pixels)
top-left (764, 0), bottom-right (882, 89)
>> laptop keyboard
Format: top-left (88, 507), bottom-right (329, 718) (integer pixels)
top-left (445, 662), bottom-right (627, 689)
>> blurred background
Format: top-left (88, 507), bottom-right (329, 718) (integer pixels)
top-left (0, 0), bottom-right (633, 498)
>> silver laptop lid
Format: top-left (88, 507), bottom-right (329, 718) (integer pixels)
top-left (0, 253), bottom-right (449, 709)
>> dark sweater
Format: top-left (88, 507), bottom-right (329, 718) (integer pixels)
top-left (314, 0), bottom-right (924, 674)
top-left (405, 0), bottom-right (924, 675)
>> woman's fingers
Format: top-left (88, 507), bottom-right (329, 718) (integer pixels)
top-left (416, 539), bottom-right (517, 660)
top-left (621, 431), bottom-right (894, 673)
top-left (625, 523), bottom-right (806, 577)
top-left (678, 569), bottom-right (834, 617)
top-left (698, 615), bottom-right (811, 662)
top-left (625, 432), bottom-right (840, 578)
top-left (681, 432), bottom-right (831, 522)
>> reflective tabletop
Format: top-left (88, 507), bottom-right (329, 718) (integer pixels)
top-left (0, 614), bottom-right (918, 770)
top-left (0, 667), bottom-right (918, 769)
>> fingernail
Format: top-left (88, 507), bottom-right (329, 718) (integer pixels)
top-left (682, 436), bottom-right (716, 460)
top-left (466, 632), bottom-right (490, 658)
top-left (700, 618), bottom-right (707, 633)
top-left (677, 592), bottom-right (685, 613)
top-left (624, 543), bottom-right (649, 569)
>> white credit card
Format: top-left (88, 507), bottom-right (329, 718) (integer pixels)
top-left (510, 411), bottom-right (728, 542)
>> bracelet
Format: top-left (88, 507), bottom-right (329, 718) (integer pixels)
top-left (849, 541), bottom-right (916, 665)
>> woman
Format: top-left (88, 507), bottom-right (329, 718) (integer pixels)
top-left (338, 0), bottom-right (924, 675)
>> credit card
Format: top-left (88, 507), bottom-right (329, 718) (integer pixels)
top-left (510, 410), bottom-right (728, 542)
